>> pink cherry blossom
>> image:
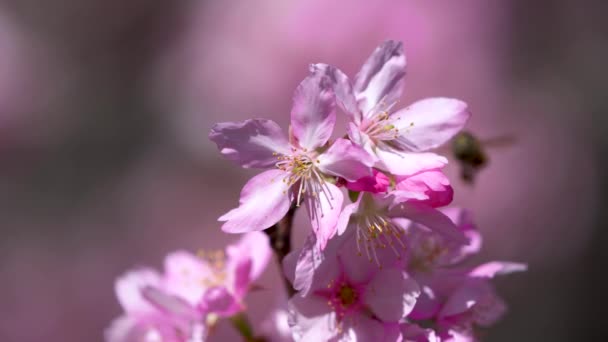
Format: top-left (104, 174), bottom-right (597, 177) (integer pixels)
top-left (105, 268), bottom-right (206, 342)
top-left (335, 192), bottom-right (467, 266)
top-left (312, 41), bottom-right (470, 176)
top-left (210, 72), bottom-right (374, 248)
top-left (165, 232), bottom-right (271, 317)
top-left (284, 231), bottom-right (420, 341)
top-left (106, 232), bottom-right (271, 341)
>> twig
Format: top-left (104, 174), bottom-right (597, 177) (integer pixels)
top-left (264, 205), bottom-right (297, 297)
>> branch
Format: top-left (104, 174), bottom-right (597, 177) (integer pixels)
top-left (264, 205), bottom-right (297, 297)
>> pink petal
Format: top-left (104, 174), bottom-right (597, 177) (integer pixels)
top-left (439, 281), bottom-right (506, 326)
top-left (104, 316), bottom-right (138, 342)
top-left (441, 208), bottom-right (483, 260)
top-left (219, 169), bottom-right (292, 233)
top-left (310, 63), bottom-right (362, 122)
top-left (376, 148), bottom-right (448, 176)
top-left (353, 40), bottom-right (406, 115)
top-left (304, 182), bottom-right (344, 249)
top-left (288, 296), bottom-right (337, 341)
top-left (345, 169), bottom-right (391, 194)
top-left (390, 202), bottom-right (468, 244)
top-left (366, 269), bottom-right (420, 322)
top-left (226, 231), bottom-right (272, 285)
top-left (335, 200), bottom-right (361, 236)
top-left (290, 73), bottom-right (336, 150)
top-left (232, 258), bottom-right (252, 299)
top-left (115, 268), bottom-right (163, 314)
top-left (163, 251), bottom-right (212, 305)
top-left (317, 138), bottom-right (374, 182)
top-left (349, 313), bottom-right (396, 342)
top-left (391, 98), bottom-right (471, 152)
top-left (200, 286), bottom-right (241, 317)
top-left (284, 233), bottom-right (326, 296)
top-left (396, 170), bottom-right (453, 208)
top-left (469, 261), bottom-right (528, 278)
top-left (209, 119), bottom-right (290, 168)
top-left (399, 323), bottom-right (439, 342)
top-left (141, 286), bottom-right (199, 320)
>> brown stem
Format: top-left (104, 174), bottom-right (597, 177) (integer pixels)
top-left (264, 205), bottom-right (297, 297)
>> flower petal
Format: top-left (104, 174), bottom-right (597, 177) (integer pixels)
top-left (284, 233), bottom-right (324, 296)
top-left (439, 280), bottom-right (506, 326)
top-left (390, 202), bottom-right (468, 244)
top-left (317, 138), bottom-right (375, 182)
top-left (115, 268), bottom-right (163, 314)
top-left (335, 200), bottom-right (360, 236)
top-left (345, 169), bottom-right (391, 194)
top-left (141, 286), bottom-right (199, 320)
top-left (376, 148), bottom-right (448, 176)
top-left (200, 286), bottom-right (241, 317)
top-left (391, 98), bottom-right (471, 151)
top-left (288, 296), bottom-right (338, 341)
top-left (304, 182), bottom-right (344, 249)
top-left (366, 269), bottom-right (420, 322)
top-left (219, 169), bottom-right (292, 233)
top-left (226, 231), bottom-right (272, 287)
top-left (469, 261), bottom-right (528, 278)
top-left (290, 73), bottom-right (336, 150)
top-left (310, 63), bottom-right (362, 122)
top-left (395, 170), bottom-right (453, 208)
top-left (209, 119), bottom-right (290, 168)
top-left (163, 251), bottom-right (212, 305)
top-left (354, 40), bottom-right (406, 115)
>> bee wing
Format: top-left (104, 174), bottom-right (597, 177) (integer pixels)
top-left (481, 134), bottom-right (517, 149)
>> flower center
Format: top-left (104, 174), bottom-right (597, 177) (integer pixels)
top-left (324, 280), bottom-right (362, 321)
top-left (409, 235), bottom-right (447, 271)
top-left (196, 249), bottom-right (227, 287)
top-left (273, 149), bottom-right (334, 209)
top-left (338, 285), bottom-right (357, 307)
top-left (354, 214), bottom-right (407, 267)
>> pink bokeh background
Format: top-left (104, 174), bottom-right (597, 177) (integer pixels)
top-left (0, 0), bottom-right (602, 341)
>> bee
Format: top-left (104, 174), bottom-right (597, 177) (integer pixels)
top-left (449, 131), bottom-right (515, 184)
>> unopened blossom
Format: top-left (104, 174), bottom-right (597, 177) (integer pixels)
top-left (312, 40), bottom-right (470, 176)
top-left (284, 231), bottom-right (420, 341)
top-left (210, 72), bottom-right (374, 248)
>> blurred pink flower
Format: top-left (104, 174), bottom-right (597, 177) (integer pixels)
top-left (210, 73), bottom-right (373, 248)
top-left (106, 232), bottom-right (271, 341)
top-left (312, 41), bottom-right (470, 176)
top-left (285, 231), bottom-right (420, 341)
top-left (165, 232), bottom-right (272, 317)
top-left (106, 268), bottom-right (206, 342)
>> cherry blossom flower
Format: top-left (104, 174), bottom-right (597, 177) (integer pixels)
top-left (284, 231), bottom-right (420, 341)
top-left (311, 41), bottom-right (470, 176)
top-left (106, 232), bottom-right (271, 341)
top-left (334, 192), bottom-right (467, 267)
top-left (210, 72), bottom-right (374, 248)
top-left (165, 232), bottom-right (271, 317)
top-left (105, 268), bottom-right (206, 342)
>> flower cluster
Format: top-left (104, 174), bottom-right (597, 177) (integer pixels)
top-left (105, 232), bottom-right (271, 342)
top-left (107, 40), bottom-right (525, 342)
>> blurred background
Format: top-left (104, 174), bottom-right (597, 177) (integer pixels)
top-left (0, 0), bottom-right (605, 340)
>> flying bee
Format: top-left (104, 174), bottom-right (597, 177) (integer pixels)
top-left (449, 131), bottom-right (516, 184)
